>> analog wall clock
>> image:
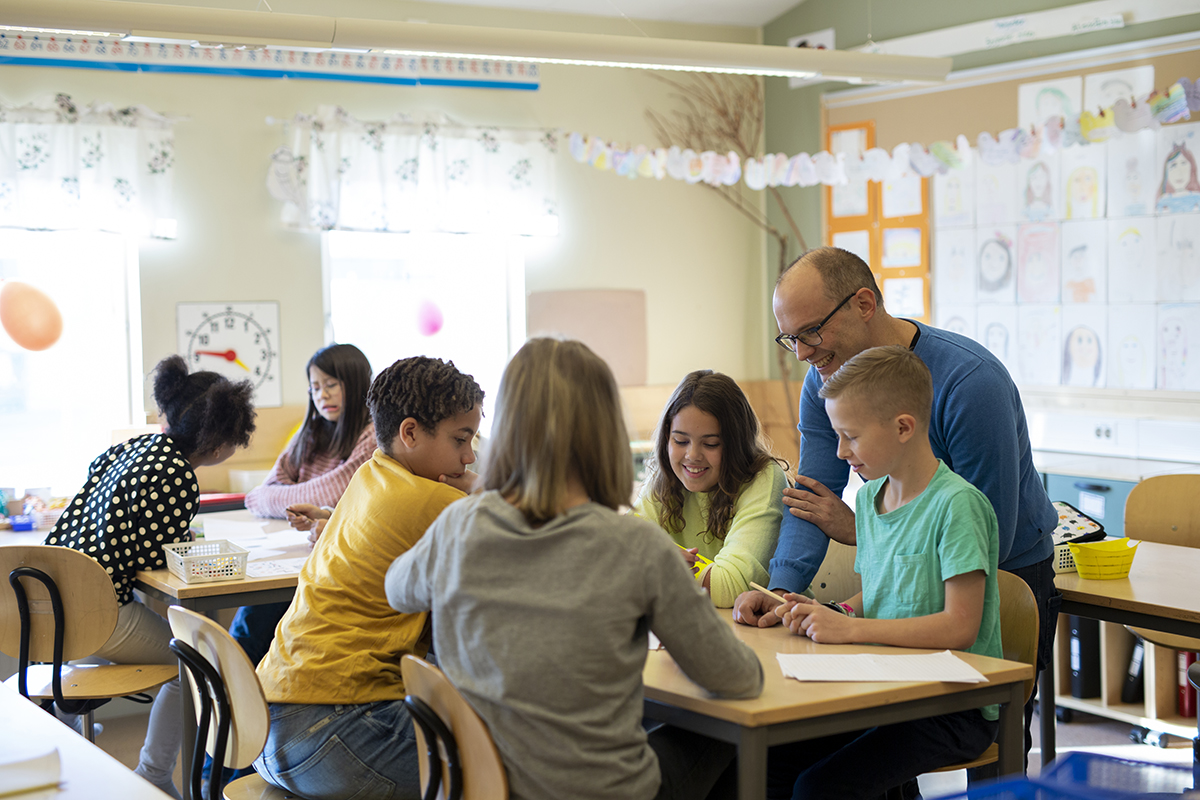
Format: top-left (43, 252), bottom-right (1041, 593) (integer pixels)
top-left (176, 302), bottom-right (282, 407)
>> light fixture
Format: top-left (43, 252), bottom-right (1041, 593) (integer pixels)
top-left (0, 0), bottom-right (952, 84)
top-left (0, 23), bottom-right (125, 39)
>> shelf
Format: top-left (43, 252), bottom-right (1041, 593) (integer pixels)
top-left (1053, 695), bottom-right (1199, 739)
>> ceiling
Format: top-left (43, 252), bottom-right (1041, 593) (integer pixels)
top-left (413, 0), bottom-right (802, 28)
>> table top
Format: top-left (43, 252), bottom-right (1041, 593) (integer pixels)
top-left (642, 610), bottom-right (1032, 729)
top-left (1054, 539), bottom-right (1200, 626)
top-left (0, 684), bottom-right (172, 799)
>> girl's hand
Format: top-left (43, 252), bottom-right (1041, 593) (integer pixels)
top-left (439, 471), bottom-right (479, 493)
top-left (782, 475), bottom-right (857, 545)
top-left (779, 595), bottom-right (820, 635)
top-left (679, 546), bottom-right (700, 572)
top-left (286, 503), bottom-right (329, 532)
top-left (307, 517), bottom-right (328, 548)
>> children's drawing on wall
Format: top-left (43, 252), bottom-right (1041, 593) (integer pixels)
top-left (933, 162), bottom-right (974, 228)
top-left (882, 172), bottom-right (923, 218)
top-left (975, 162), bottom-right (1017, 226)
top-left (883, 276), bottom-right (925, 317)
top-left (1060, 220), bottom-right (1106, 304)
top-left (934, 228), bottom-right (975, 303)
top-left (1107, 131), bottom-right (1158, 216)
top-left (1061, 145), bottom-right (1106, 220)
top-left (1156, 133), bottom-right (1200, 215)
top-left (1017, 304), bottom-right (1062, 385)
top-left (1106, 218), bottom-right (1156, 303)
top-left (1156, 214), bottom-right (1200, 302)
top-left (976, 304), bottom-right (1018, 377)
top-left (1018, 76), bottom-right (1082, 129)
top-left (1018, 157), bottom-right (1058, 222)
top-left (935, 305), bottom-right (975, 339)
top-left (1083, 66), bottom-right (1155, 114)
top-left (1017, 223), bottom-right (1060, 303)
top-left (1107, 304), bottom-right (1155, 390)
top-left (830, 127), bottom-right (869, 218)
top-left (882, 227), bottom-right (922, 268)
top-left (1061, 307), bottom-right (1107, 388)
top-left (832, 230), bottom-right (871, 266)
top-left (977, 227), bottom-right (1017, 303)
top-left (1156, 304), bottom-right (1200, 391)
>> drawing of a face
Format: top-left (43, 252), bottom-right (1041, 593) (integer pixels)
top-left (1119, 335), bottom-right (1144, 384)
top-left (985, 323), bottom-right (1009, 359)
top-left (1036, 87), bottom-right (1068, 121)
top-left (1064, 325), bottom-right (1101, 387)
top-left (1067, 246), bottom-right (1088, 277)
top-left (1168, 152), bottom-right (1192, 193)
top-left (1160, 316), bottom-right (1187, 389)
top-left (944, 175), bottom-right (963, 213)
top-left (1125, 158), bottom-right (1141, 198)
top-left (1099, 78), bottom-right (1134, 110)
top-left (1068, 167), bottom-right (1098, 217)
top-left (944, 316), bottom-right (968, 335)
top-left (1029, 164), bottom-right (1049, 197)
top-left (979, 238), bottom-right (1012, 292)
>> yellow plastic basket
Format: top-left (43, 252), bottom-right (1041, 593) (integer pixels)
top-left (1067, 538), bottom-right (1139, 580)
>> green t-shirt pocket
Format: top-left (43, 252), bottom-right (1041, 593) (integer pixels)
top-left (890, 553), bottom-right (926, 616)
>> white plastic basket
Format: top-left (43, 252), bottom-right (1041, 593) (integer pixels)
top-left (162, 540), bottom-right (248, 584)
top-left (1054, 542), bottom-right (1077, 574)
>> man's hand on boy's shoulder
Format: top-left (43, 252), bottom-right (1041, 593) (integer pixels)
top-left (782, 475), bottom-right (857, 545)
top-left (438, 471), bottom-right (479, 494)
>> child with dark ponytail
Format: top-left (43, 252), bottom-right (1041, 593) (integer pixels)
top-left (45, 354), bottom-right (257, 799)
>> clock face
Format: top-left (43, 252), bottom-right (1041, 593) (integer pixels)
top-left (176, 302), bottom-right (282, 407)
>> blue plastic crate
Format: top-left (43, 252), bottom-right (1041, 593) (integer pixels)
top-left (927, 776), bottom-right (1094, 800)
top-left (1037, 752), bottom-right (1194, 798)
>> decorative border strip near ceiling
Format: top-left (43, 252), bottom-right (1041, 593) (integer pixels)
top-left (0, 34), bottom-right (540, 90)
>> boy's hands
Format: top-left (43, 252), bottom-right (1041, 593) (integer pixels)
top-left (781, 596), bottom-right (854, 643)
top-left (781, 475), bottom-right (857, 545)
top-left (439, 471), bottom-right (479, 493)
top-left (733, 590), bottom-right (785, 628)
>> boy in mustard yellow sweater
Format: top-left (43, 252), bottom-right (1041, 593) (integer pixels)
top-left (255, 356), bottom-right (483, 800)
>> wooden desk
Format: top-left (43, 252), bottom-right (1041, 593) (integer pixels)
top-left (133, 510), bottom-right (308, 614)
top-left (0, 683), bottom-right (173, 799)
top-left (643, 610), bottom-right (1031, 800)
top-left (1041, 540), bottom-right (1200, 764)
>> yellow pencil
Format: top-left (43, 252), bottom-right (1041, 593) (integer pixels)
top-left (749, 581), bottom-right (787, 605)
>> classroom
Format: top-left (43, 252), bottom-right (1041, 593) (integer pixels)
top-left (3, 1), bottom-right (1200, 799)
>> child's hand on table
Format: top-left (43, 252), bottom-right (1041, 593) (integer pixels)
top-left (439, 471), bottom-right (479, 494)
top-left (733, 589), bottom-right (786, 628)
top-left (679, 546), bottom-right (701, 571)
top-left (782, 596), bottom-right (853, 643)
top-left (286, 503), bottom-right (330, 531)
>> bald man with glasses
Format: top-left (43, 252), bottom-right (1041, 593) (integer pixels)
top-left (735, 246), bottom-right (1057, 764)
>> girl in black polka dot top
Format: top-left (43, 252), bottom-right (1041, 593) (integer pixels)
top-left (44, 354), bottom-right (256, 798)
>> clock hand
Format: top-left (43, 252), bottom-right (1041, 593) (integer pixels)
top-left (195, 349), bottom-right (251, 372)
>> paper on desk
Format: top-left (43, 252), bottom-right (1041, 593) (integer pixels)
top-left (201, 518), bottom-right (271, 543)
top-left (247, 548), bottom-right (285, 561)
top-left (776, 650), bottom-right (987, 683)
top-left (246, 557), bottom-right (308, 578)
top-left (648, 633), bottom-right (663, 651)
top-left (264, 528), bottom-right (312, 548)
top-left (0, 744), bottom-right (60, 797)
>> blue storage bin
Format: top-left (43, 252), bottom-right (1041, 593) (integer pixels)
top-left (1037, 752), bottom-right (1193, 798)
top-left (927, 776), bottom-right (1093, 800)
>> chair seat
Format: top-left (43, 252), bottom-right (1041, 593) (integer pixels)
top-left (4, 662), bottom-right (177, 700)
top-left (1127, 626), bottom-right (1200, 653)
top-left (224, 772), bottom-right (307, 800)
top-left (930, 743), bottom-right (998, 773)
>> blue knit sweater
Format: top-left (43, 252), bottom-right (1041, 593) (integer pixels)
top-left (769, 320), bottom-right (1056, 594)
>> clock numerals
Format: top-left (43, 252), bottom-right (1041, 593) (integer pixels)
top-left (178, 302), bottom-right (281, 408)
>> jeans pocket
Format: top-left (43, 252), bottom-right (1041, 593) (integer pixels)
top-left (264, 733), bottom-right (397, 800)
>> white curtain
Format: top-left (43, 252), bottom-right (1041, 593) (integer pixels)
top-left (268, 107), bottom-right (558, 236)
top-left (0, 94), bottom-right (177, 238)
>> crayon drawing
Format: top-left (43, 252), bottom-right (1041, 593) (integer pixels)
top-left (1017, 223), bottom-right (1060, 303)
top-left (936, 305), bottom-right (976, 339)
top-left (1156, 304), bottom-right (1200, 391)
top-left (832, 230), bottom-right (871, 266)
top-left (1083, 66), bottom-right (1154, 114)
top-left (977, 304), bottom-right (1018, 377)
top-left (1019, 77), bottom-right (1082, 130)
top-left (1060, 220), bottom-right (1106, 304)
top-left (1017, 156), bottom-right (1059, 223)
top-left (933, 163), bottom-right (974, 228)
top-left (1107, 304), bottom-right (1155, 389)
top-left (1107, 131), bottom-right (1158, 217)
top-left (1156, 124), bottom-right (1200, 215)
top-left (1106, 218), bottom-right (1156, 304)
top-left (882, 227), bottom-right (922, 268)
top-left (1017, 304), bottom-right (1062, 386)
top-left (1061, 144), bottom-right (1106, 220)
top-left (975, 162), bottom-right (1017, 226)
top-left (976, 226), bottom-right (1017, 303)
top-left (1061, 307), bottom-right (1107, 388)
top-left (1156, 214), bottom-right (1200, 303)
top-left (934, 228), bottom-right (975, 304)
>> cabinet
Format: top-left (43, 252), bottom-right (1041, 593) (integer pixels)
top-left (1052, 616), bottom-right (1197, 741)
top-left (1044, 474), bottom-right (1136, 538)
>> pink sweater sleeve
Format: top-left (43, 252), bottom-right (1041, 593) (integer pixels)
top-left (244, 425), bottom-right (377, 518)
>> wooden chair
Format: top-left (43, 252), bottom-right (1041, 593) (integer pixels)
top-left (400, 655), bottom-right (508, 800)
top-left (0, 545), bottom-right (178, 742)
top-left (1123, 475), bottom-right (1200, 651)
top-left (807, 539), bottom-right (861, 605)
top-left (165, 605), bottom-right (298, 800)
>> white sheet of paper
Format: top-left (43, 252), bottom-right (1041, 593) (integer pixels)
top-left (202, 518), bottom-right (271, 542)
top-left (245, 557), bottom-right (308, 578)
top-left (247, 548), bottom-right (285, 562)
top-left (649, 633), bottom-right (663, 651)
top-left (264, 528), bottom-right (313, 548)
top-left (776, 650), bottom-right (987, 684)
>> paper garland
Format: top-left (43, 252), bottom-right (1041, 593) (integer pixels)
top-left (571, 76), bottom-right (1200, 189)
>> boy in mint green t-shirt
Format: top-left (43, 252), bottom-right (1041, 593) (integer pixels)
top-left (768, 345), bottom-right (1002, 800)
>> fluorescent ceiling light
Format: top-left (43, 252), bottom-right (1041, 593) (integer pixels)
top-left (0, 0), bottom-right (952, 84)
top-left (0, 23), bottom-right (124, 38)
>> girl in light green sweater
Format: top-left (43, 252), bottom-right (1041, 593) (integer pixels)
top-left (634, 370), bottom-right (789, 608)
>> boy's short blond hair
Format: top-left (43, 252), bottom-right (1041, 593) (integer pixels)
top-left (818, 345), bottom-right (932, 426)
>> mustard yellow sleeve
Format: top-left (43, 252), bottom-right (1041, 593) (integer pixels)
top-left (705, 463), bottom-right (786, 608)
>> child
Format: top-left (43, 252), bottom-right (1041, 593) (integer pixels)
top-left (45, 355), bottom-right (256, 799)
top-left (387, 338), bottom-right (763, 800)
top-left (768, 345), bottom-right (1001, 800)
top-left (254, 356), bottom-right (483, 800)
top-left (634, 370), bottom-right (787, 608)
top-left (234, 344), bottom-right (374, 667)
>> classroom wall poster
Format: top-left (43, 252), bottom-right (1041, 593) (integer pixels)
top-left (1157, 123), bottom-right (1200, 215)
top-left (1107, 217), bottom-right (1156, 303)
top-left (976, 161), bottom-right (1018, 226)
top-left (977, 303), bottom-right (1019, 377)
top-left (1017, 222), bottom-right (1061, 303)
top-left (882, 227), bottom-right (922, 267)
top-left (1017, 154), bottom-right (1061, 223)
top-left (1108, 304), bottom-right (1156, 389)
top-left (934, 228), bottom-right (975, 304)
top-left (1017, 304), bottom-right (1062, 386)
top-left (1060, 220), bottom-right (1106, 304)
top-left (1083, 66), bottom-right (1155, 115)
top-left (1107, 132), bottom-right (1158, 217)
top-left (1061, 305), bottom-right (1107, 388)
top-left (1018, 76), bottom-right (1082, 130)
top-left (832, 230), bottom-right (871, 264)
top-left (882, 173), bottom-right (923, 218)
top-left (1157, 303), bottom-right (1200, 391)
top-left (936, 304), bottom-right (976, 339)
top-left (1061, 144), bottom-right (1107, 220)
top-left (977, 226), bottom-right (1018, 303)
top-left (1156, 213), bottom-right (1200, 302)
top-left (933, 163), bottom-right (975, 228)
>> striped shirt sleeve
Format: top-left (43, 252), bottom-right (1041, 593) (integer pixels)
top-left (244, 424), bottom-right (376, 518)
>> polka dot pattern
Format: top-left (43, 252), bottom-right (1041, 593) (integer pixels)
top-left (45, 433), bottom-right (198, 605)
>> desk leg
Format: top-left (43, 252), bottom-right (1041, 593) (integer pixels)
top-left (998, 682), bottom-right (1025, 777)
top-left (1039, 663), bottom-right (1056, 766)
top-left (737, 726), bottom-right (768, 800)
top-left (180, 662), bottom-right (195, 800)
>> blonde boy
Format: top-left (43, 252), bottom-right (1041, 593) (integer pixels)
top-left (768, 346), bottom-right (1002, 800)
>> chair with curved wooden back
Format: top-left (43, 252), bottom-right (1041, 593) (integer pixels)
top-left (0, 545), bottom-right (178, 742)
top-left (401, 655), bottom-right (508, 800)
top-left (165, 605), bottom-right (299, 800)
top-left (1124, 475), bottom-right (1200, 651)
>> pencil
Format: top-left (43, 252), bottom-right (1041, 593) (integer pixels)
top-left (749, 581), bottom-right (787, 605)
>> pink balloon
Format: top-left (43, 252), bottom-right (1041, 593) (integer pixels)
top-left (416, 300), bottom-right (444, 337)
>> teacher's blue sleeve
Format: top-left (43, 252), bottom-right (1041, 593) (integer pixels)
top-left (768, 369), bottom-right (851, 594)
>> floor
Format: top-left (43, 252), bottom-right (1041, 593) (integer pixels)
top-left (84, 700), bottom-right (1195, 798)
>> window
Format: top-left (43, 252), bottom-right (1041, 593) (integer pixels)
top-left (0, 230), bottom-right (143, 495)
top-left (322, 231), bottom-right (526, 435)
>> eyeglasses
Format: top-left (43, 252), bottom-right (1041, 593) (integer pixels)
top-left (774, 292), bottom-right (857, 353)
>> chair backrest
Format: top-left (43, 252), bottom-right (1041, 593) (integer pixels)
top-left (807, 539), bottom-right (861, 604)
top-left (400, 655), bottom-right (508, 800)
top-left (167, 605), bottom-right (270, 797)
top-left (1124, 474), bottom-right (1200, 547)
top-left (0, 545), bottom-right (118, 663)
top-left (996, 570), bottom-right (1039, 704)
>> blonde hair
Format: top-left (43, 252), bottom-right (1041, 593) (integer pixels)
top-left (481, 337), bottom-right (633, 524)
top-left (818, 345), bottom-right (932, 426)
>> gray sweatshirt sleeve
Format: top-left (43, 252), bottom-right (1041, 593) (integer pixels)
top-left (644, 534), bottom-right (764, 699)
top-left (386, 512), bottom-right (439, 613)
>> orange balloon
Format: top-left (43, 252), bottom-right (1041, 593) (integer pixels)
top-left (0, 280), bottom-right (63, 351)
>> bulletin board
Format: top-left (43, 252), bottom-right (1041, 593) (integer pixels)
top-left (824, 42), bottom-right (1200, 393)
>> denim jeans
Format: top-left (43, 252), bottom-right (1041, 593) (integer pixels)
top-left (254, 701), bottom-right (421, 800)
top-left (1006, 553), bottom-right (1061, 766)
top-left (228, 601), bottom-right (290, 669)
top-left (766, 709), bottom-right (998, 800)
